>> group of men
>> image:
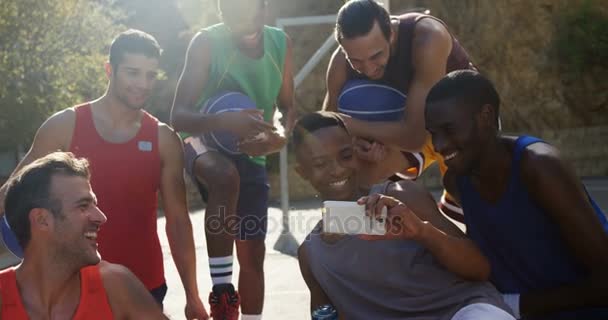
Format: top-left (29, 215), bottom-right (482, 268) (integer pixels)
top-left (1, 0), bottom-right (607, 319)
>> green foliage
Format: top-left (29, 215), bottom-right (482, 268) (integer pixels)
top-left (0, 0), bottom-right (124, 151)
top-left (555, 0), bottom-right (608, 74)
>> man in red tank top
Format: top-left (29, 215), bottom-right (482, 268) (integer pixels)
top-left (323, 0), bottom-right (474, 221)
top-left (0, 30), bottom-right (208, 319)
top-left (0, 152), bottom-right (166, 319)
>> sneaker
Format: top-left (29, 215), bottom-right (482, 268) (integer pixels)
top-left (209, 283), bottom-right (240, 320)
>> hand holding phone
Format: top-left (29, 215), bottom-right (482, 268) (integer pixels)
top-left (357, 194), bottom-right (426, 241)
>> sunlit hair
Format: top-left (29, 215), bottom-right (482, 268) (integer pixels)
top-left (109, 29), bottom-right (161, 70)
top-left (335, 0), bottom-right (391, 43)
top-left (426, 70), bottom-right (501, 122)
top-left (4, 152), bottom-right (90, 249)
top-left (292, 111), bottom-right (346, 150)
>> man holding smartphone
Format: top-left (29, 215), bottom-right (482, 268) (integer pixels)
top-left (292, 111), bottom-right (514, 320)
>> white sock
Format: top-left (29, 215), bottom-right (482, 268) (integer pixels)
top-left (209, 256), bottom-right (233, 286)
top-left (241, 315), bottom-right (262, 320)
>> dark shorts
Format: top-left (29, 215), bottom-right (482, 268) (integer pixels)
top-left (149, 283), bottom-right (168, 308)
top-left (184, 136), bottom-right (269, 240)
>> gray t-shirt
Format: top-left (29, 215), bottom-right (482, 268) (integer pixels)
top-left (302, 222), bottom-right (511, 320)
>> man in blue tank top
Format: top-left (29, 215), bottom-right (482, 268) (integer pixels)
top-left (292, 111), bottom-right (515, 320)
top-left (424, 70), bottom-right (608, 319)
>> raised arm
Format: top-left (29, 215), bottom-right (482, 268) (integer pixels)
top-left (0, 109), bottom-right (73, 213)
top-left (342, 19), bottom-right (452, 152)
top-left (518, 143), bottom-right (608, 317)
top-left (322, 48), bottom-right (349, 112)
top-left (158, 124), bottom-right (208, 320)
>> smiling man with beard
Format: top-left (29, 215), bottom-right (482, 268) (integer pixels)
top-left (0, 152), bottom-right (167, 319)
top-left (292, 111), bottom-right (514, 320)
top-left (0, 30), bottom-right (208, 319)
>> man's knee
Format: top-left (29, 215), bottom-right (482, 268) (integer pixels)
top-left (194, 153), bottom-right (240, 192)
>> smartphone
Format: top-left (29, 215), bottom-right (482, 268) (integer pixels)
top-left (322, 201), bottom-right (386, 235)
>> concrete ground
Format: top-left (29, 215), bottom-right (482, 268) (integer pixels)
top-left (1, 178), bottom-right (607, 319)
top-left (160, 203), bottom-right (319, 319)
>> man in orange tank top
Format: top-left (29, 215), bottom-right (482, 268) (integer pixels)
top-left (0, 30), bottom-right (208, 319)
top-left (0, 152), bottom-right (166, 319)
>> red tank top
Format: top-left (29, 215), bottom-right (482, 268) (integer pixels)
top-left (0, 265), bottom-right (113, 319)
top-left (69, 103), bottom-right (164, 290)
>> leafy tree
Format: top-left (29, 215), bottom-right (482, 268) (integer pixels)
top-left (0, 0), bottom-right (123, 152)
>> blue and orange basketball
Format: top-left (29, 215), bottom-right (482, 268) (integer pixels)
top-left (338, 79), bottom-right (406, 122)
top-left (199, 91), bottom-right (257, 155)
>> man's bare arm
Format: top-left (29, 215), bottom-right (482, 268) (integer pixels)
top-left (518, 143), bottom-right (608, 317)
top-left (158, 124), bottom-right (208, 319)
top-left (342, 19), bottom-right (452, 152)
top-left (0, 109), bottom-right (74, 213)
top-left (170, 32), bottom-right (273, 138)
top-left (101, 261), bottom-right (168, 319)
top-left (323, 48), bottom-right (349, 112)
top-left (170, 32), bottom-right (222, 134)
top-left (383, 180), bottom-right (490, 281)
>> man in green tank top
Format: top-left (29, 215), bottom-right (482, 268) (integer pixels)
top-left (170, 0), bottom-right (295, 319)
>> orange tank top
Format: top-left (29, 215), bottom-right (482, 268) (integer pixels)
top-left (0, 265), bottom-right (114, 319)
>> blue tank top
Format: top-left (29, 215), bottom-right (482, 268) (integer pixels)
top-left (457, 136), bottom-right (608, 294)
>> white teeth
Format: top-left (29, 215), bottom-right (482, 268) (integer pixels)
top-left (84, 232), bottom-right (97, 240)
top-left (330, 179), bottom-right (347, 187)
top-left (444, 152), bottom-right (458, 161)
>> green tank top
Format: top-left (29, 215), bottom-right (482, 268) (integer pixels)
top-left (197, 23), bottom-right (287, 166)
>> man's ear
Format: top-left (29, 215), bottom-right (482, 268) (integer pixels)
top-left (29, 208), bottom-right (51, 231)
top-left (104, 61), bottom-right (113, 79)
top-left (477, 104), bottom-right (496, 129)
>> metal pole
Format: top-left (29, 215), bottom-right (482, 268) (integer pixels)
top-left (276, 15), bottom-right (336, 28)
top-left (279, 147), bottom-right (289, 230)
top-left (274, 16), bottom-right (338, 256)
top-left (295, 34), bottom-right (337, 87)
top-left (276, 21), bottom-right (290, 232)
